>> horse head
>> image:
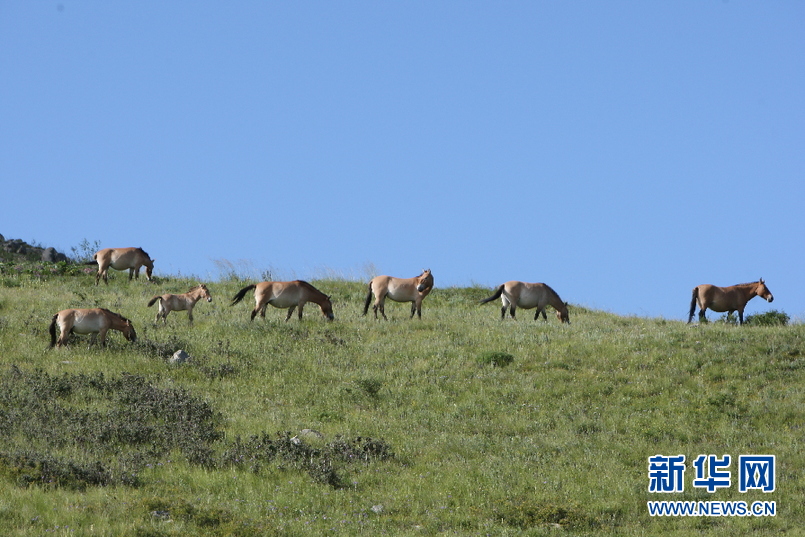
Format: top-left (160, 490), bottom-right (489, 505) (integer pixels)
top-left (123, 320), bottom-right (137, 342)
top-left (321, 295), bottom-right (335, 321)
top-left (200, 284), bottom-right (213, 302)
top-left (417, 269), bottom-right (433, 292)
top-left (138, 248), bottom-right (155, 280)
top-left (556, 302), bottom-right (571, 324)
top-left (757, 278), bottom-right (774, 303)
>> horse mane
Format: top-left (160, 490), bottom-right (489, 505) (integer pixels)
top-left (296, 280), bottom-right (328, 297)
top-left (136, 247), bottom-right (151, 258)
top-left (542, 283), bottom-right (565, 304)
top-left (100, 308), bottom-right (130, 323)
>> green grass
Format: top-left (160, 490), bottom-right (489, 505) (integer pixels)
top-left (0, 267), bottom-right (803, 535)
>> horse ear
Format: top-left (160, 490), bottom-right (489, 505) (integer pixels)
top-left (760, 277), bottom-right (764, 283)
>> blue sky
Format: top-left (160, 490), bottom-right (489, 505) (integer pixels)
top-left (2, 1), bottom-right (803, 320)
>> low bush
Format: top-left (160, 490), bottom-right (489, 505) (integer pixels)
top-left (477, 351), bottom-right (514, 367)
top-left (746, 309), bottom-right (790, 326)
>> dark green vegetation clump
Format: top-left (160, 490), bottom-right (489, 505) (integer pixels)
top-left (494, 497), bottom-right (598, 530)
top-left (477, 350), bottom-right (515, 367)
top-left (0, 367), bottom-right (392, 492)
top-left (746, 309), bottom-right (790, 326)
top-left (220, 433), bottom-right (393, 488)
top-left (0, 367), bottom-right (222, 484)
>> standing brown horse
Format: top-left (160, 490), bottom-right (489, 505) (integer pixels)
top-left (93, 247), bottom-right (154, 285)
top-left (688, 278), bottom-right (773, 325)
top-left (49, 308), bottom-right (137, 348)
top-left (230, 280), bottom-right (334, 321)
top-left (480, 281), bottom-right (570, 323)
top-left (363, 269), bottom-right (434, 320)
top-left (148, 284), bottom-right (212, 324)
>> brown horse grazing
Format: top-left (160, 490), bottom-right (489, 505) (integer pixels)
top-left (363, 269), bottom-right (434, 320)
top-left (688, 278), bottom-right (773, 325)
top-left (230, 280), bottom-right (334, 321)
top-left (147, 284), bottom-right (212, 324)
top-left (49, 308), bottom-right (137, 348)
top-left (480, 281), bottom-right (570, 323)
top-left (93, 247), bottom-right (155, 285)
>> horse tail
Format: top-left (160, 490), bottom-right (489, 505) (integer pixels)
top-left (362, 281), bottom-right (374, 316)
top-left (688, 287), bottom-right (699, 323)
top-left (230, 284), bottom-right (256, 306)
top-left (48, 314), bottom-right (58, 348)
top-left (147, 296), bottom-right (161, 307)
top-left (479, 284), bottom-right (505, 305)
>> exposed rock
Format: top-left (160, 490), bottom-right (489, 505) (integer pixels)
top-left (170, 350), bottom-right (191, 364)
top-left (42, 247), bottom-right (68, 263)
top-left (0, 234), bottom-right (70, 263)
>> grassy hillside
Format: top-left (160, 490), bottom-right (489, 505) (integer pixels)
top-left (0, 264), bottom-right (802, 535)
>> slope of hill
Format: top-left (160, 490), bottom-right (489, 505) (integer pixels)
top-left (0, 260), bottom-right (801, 535)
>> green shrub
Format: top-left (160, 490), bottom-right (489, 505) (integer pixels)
top-left (477, 351), bottom-right (514, 367)
top-left (746, 309), bottom-right (790, 326)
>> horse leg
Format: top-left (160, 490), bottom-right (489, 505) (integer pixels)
top-left (500, 297), bottom-right (511, 320)
top-left (699, 308), bottom-right (707, 323)
top-left (374, 292), bottom-right (387, 320)
top-left (738, 309), bottom-right (745, 325)
top-left (297, 303), bottom-right (305, 320)
top-left (510, 306), bottom-right (516, 319)
top-left (187, 305), bottom-right (194, 324)
top-left (285, 305), bottom-right (296, 321)
top-left (57, 323), bottom-right (69, 348)
top-left (410, 302), bottom-right (416, 319)
top-left (99, 328), bottom-right (108, 348)
top-left (534, 308), bottom-right (543, 321)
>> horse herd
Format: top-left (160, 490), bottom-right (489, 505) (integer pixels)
top-left (47, 247), bottom-right (776, 348)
